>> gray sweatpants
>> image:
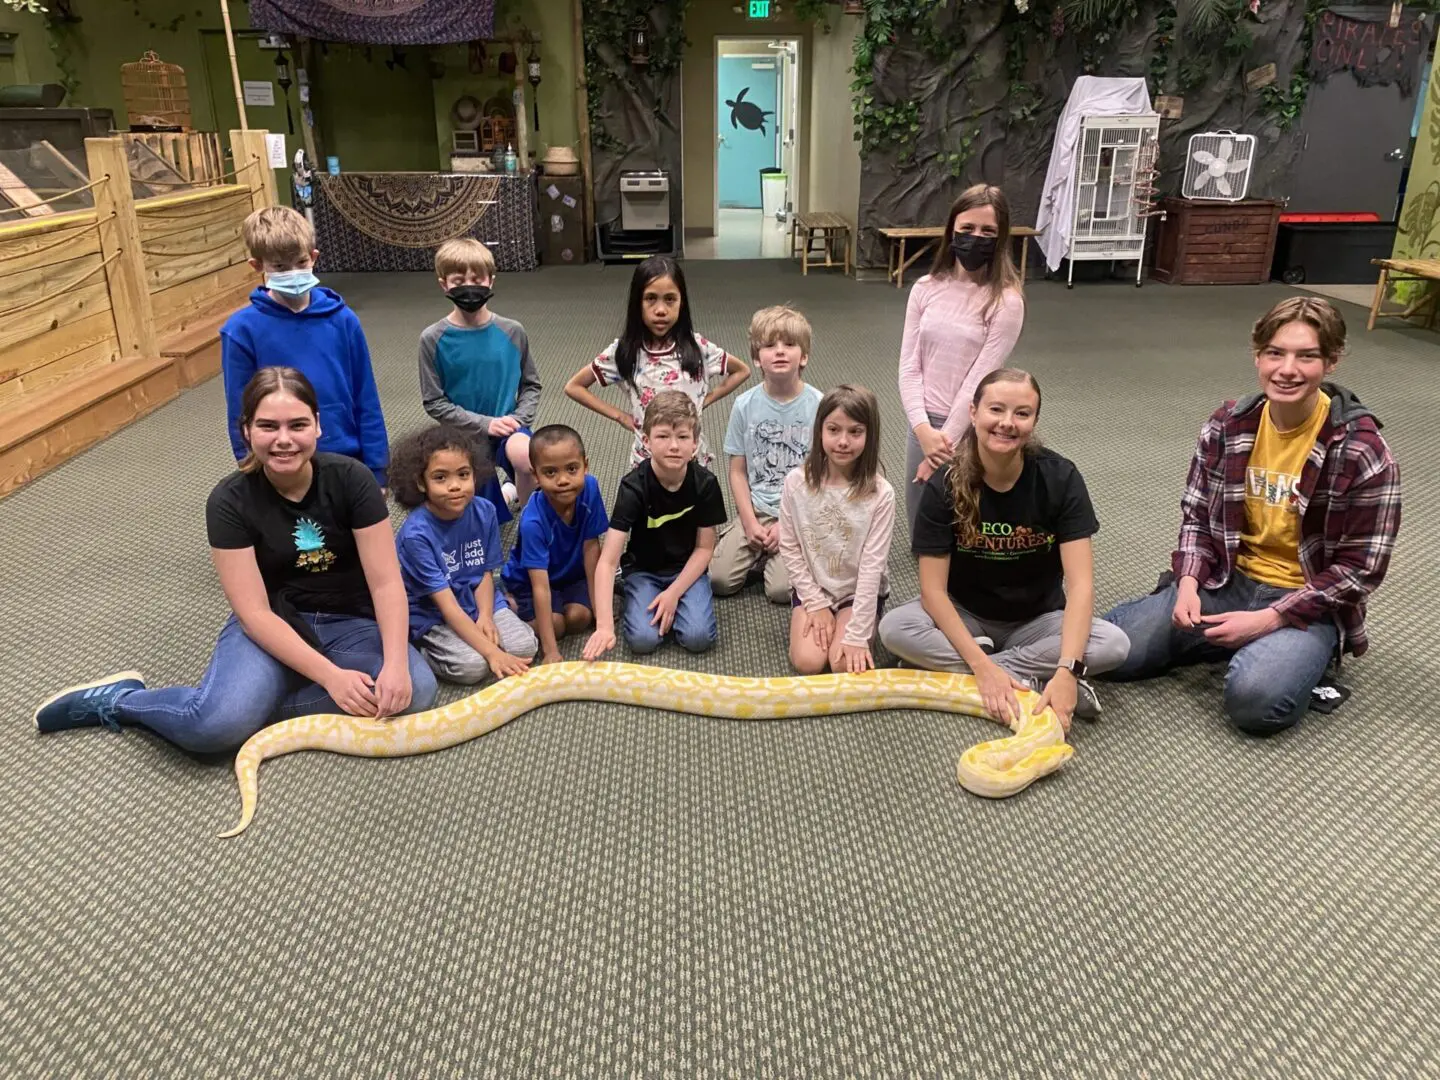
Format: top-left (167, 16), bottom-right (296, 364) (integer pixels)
top-left (417, 607), bottom-right (539, 684)
top-left (904, 411), bottom-right (949, 532)
top-left (877, 596), bottom-right (1130, 683)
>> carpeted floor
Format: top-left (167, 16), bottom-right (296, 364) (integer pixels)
top-left (1, 262), bottom-right (1436, 1078)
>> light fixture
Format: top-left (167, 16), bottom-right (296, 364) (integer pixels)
top-left (628, 16), bottom-right (651, 68)
top-left (274, 50), bottom-right (295, 134)
top-left (527, 45), bottom-right (542, 130)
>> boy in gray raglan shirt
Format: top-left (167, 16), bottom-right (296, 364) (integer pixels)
top-left (419, 238), bottom-right (542, 518)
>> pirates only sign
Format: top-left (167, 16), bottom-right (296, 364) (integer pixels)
top-left (1309, 9), bottom-right (1428, 94)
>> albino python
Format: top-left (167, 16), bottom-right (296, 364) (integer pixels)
top-left (219, 662), bottom-right (1072, 838)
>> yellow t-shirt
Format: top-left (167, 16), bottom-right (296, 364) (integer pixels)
top-left (1235, 393), bottom-right (1329, 589)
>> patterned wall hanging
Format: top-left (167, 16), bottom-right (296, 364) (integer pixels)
top-left (248, 0), bottom-right (495, 46)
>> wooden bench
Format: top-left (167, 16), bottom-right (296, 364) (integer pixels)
top-left (1367, 257), bottom-right (1440, 331)
top-left (0, 353), bottom-right (179, 497)
top-left (790, 211), bottom-right (851, 275)
top-left (880, 225), bottom-right (1040, 290)
top-left (159, 306), bottom-right (236, 388)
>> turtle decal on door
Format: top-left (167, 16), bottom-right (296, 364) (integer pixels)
top-left (725, 87), bottom-right (774, 137)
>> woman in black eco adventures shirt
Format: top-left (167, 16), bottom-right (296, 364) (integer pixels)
top-left (878, 367), bottom-right (1129, 729)
top-left (34, 367), bottom-right (438, 752)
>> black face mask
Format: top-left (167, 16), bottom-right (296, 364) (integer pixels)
top-left (951, 234), bottom-right (996, 273)
top-left (446, 284), bottom-right (494, 312)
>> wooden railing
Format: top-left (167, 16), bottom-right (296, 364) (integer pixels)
top-left (0, 130), bottom-right (276, 499)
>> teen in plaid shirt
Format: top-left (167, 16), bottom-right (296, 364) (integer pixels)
top-left (1102, 297), bottom-right (1401, 736)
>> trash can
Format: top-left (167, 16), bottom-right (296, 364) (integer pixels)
top-left (760, 168), bottom-right (786, 223)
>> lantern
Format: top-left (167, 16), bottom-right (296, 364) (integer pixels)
top-left (628, 17), bottom-right (651, 68)
top-left (527, 45), bottom-right (542, 130)
top-left (273, 49), bottom-right (295, 134)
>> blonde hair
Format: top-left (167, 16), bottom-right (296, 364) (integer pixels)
top-left (804, 384), bottom-right (881, 498)
top-left (947, 368), bottom-right (1041, 545)
top-left (1251, 296), bottom-right (1346, 363)
top-left (435, 238), bottom-right (497, 281)
top-left (241, 206), bottom-right (315, 264)
top-left (930, 184), bottom-right (1022, 319)
top-left (748, 305), bottom-right (812, 362)
top-left (642, 389), bottom-right (699, 436)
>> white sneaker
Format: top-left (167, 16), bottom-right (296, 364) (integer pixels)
top-left (501, 481), bottom-right (520, 513)
top-left (1073, 678), bottom-right (1102, 720)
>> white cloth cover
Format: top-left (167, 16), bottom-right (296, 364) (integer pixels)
top-left (1035, 76), bottom-right (1156, 272)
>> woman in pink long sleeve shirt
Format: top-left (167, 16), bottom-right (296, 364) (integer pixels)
top-left (898, 184), bottom-right (1025, 529)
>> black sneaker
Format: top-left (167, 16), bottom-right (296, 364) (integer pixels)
top-left (973, 635), bottom-right (996, 655)
top-left (34, 671), bottom-right (145, 734)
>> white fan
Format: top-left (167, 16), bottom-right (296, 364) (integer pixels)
top-left (1183, 130), bottom-right (1256, 202)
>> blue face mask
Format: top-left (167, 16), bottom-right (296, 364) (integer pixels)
top-left (266, 269), bottom-right (319, 297)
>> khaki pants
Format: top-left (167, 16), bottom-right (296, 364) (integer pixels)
top-left (710, 517), bottom-right (791, 603)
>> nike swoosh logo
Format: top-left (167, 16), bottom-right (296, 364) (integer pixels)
top-left (646, 506), bottom-right (694, 529)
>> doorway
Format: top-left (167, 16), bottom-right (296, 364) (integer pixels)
top-left (701, 36), bottom-right (800, 259)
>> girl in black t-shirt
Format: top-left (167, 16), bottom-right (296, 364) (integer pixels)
top-left (877, 368), bottom-right (1129, 728)
top-left (33, 368), bottom-right (438, 754)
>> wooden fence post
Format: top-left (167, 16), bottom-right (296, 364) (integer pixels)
top-left (230, 128), bottom-right (278, 211)
top-left (84, 136), bottom-right (158, 360)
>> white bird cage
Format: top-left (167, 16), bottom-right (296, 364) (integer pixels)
top-left (1183, 130), bottom-right (1256, 201)
top-left (1065, 113), bottom-right (1161, 288)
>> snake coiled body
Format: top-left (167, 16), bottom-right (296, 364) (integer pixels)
top-left (220, 663), bottom-right (1073, 837)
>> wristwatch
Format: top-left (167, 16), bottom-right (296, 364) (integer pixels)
top-left (1057, 657), bottom-right (1088, 678)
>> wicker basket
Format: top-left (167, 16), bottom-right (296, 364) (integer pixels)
top-left (120, 51), bottom-right (191, 131)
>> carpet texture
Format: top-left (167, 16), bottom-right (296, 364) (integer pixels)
top-left (1, 262), bottom-right (1436, 1078)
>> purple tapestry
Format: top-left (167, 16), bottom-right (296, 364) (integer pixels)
top-left (248, 0), bottom-right (495, 46)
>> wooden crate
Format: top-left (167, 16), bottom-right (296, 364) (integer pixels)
top-left (1152, 197), bottom-right (1282, 285)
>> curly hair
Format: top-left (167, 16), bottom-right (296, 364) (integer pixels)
top-left (389, 425), bottom-right (492, 509)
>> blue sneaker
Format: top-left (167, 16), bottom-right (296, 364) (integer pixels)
top-left (34, 671), bottom-right (145, 734)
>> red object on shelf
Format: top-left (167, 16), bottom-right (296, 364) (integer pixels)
top-left (1278, 212), bottom-right (1381, 223)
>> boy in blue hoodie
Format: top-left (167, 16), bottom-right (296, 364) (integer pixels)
top-left (221, 206), bottom-right (389, 487)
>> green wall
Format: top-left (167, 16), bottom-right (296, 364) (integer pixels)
top-left (0, 6), bottom-right (61, 88)
top-left (1390, 61), bottom-right (1440, 303)
top-left (0, 0), bottom-right (579, 174)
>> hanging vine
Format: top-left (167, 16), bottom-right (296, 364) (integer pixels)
top-left (582, 0), bottom-right (690, 154)
top-left (1257, 0), bottom-right (1326, 130)
top-left (842, 0), bottom-right (965, 159)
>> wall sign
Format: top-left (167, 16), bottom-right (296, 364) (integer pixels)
top-left (747, 0), bottom-right (772, 18)
top-left (242, 80), bottom-right (275, 107)
top-left (1310, 10), bottom-right (1427, 93)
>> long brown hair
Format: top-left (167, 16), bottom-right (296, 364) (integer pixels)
top-left (1251, 296), bottom-right (1346, 363)
top-left (929, 184), bottom-right (1022, 319)
top-left (946, 368), bottom-right (1042, 545)
top-left (237, 366), bottom-right (319, 473)
top-left (804, 384), bottom-right (882, 498)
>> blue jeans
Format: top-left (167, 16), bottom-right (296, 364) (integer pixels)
top-left (622, 571), bottom-right (717, 655)
top-left (1102, 573), bottom-right (1338, 736)
top-left (113, 614), bottom-right (439, 754)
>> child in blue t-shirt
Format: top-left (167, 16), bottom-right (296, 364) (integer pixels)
top-left (711, 304), bottom-right (823, 604)
top-left (419, 238), bottom-right (541, 523)
top-left (392, 426), bottom-right (538, 684)
top-left (500, 425), bottom-right (609, 665)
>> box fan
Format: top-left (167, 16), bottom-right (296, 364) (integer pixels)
top-left (1183, 130), bottom-right (1256, 201)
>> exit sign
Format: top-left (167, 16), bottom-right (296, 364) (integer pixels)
top-left (747, 0), bottom-right (772, 18)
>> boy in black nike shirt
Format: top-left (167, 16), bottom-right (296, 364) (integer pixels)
top-left (584, 391), bottom-right (727, 658)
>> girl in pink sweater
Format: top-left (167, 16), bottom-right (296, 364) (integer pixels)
top-left (898, 184), bottom-right (1025, 530)
top-left (779, 385), bottom-right (896, 675)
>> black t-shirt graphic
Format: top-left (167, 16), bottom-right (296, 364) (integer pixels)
top-left (609, 459), bottom-right (728, 576)
top-left (911, 448), bottom-right (1098, 622)
top-left (205, 453), bottom-right (390, 623)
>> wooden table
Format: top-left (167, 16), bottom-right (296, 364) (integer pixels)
top-left (791, 211), bottom-right (851, 275)
top-left (1368, 257), bottom-right (1440, 330)
top-left (880, 225), bottom-right (1040, 289)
